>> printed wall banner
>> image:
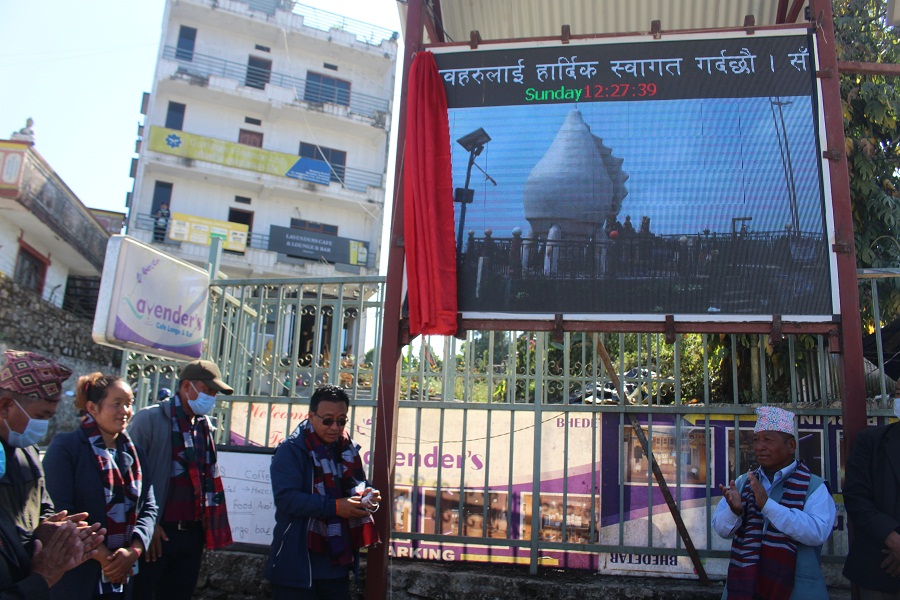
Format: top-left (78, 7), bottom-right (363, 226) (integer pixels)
top-left (268, 225), bottom-right (369, 266)
top-left (0, 141), bottom-right (26, 194)
top-left (92, 235), bottom-right (209, 359)
top-left (148, 126), bottom-right (332, 185)
top-left (432, 30), bottom-right (837, 321)
top-left (168, 212), bottom-right (248, 252)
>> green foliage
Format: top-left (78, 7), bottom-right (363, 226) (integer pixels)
top-left (835, 0), bottom-right (900, 325)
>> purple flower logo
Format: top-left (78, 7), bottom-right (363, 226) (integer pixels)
top-left (136, 259), bottom-right (160, 284)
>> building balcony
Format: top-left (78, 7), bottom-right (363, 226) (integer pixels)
top-left (175, 0), bottom-right (398, 48)
top-left (160, 46), bottom-right (391, 129)
top-left (144, 126), bottom-right (384, 196)
top-left (0, 142), bottom-right (109, 276)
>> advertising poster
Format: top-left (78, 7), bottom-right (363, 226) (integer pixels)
top-left (431, 31), bottom-right (835, 320)
top-left (92, 235), bottom-right (209, 359)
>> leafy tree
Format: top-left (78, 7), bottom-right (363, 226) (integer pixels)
top-left (836, 0), bottom-right (900, 326)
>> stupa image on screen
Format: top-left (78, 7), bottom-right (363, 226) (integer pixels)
top-left (450, 98), bottom-right (831, 317)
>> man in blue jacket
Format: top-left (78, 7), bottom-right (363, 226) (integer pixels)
top-left (264, 385), bottom-right (380, 599)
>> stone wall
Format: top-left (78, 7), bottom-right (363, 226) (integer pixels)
top-left (0, 271), bottom-right (122, 437)
top-left (194, 551), bottom-right (851, 600)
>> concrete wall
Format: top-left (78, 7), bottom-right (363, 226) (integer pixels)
top-left (0, 271), bottom-right (122, 438)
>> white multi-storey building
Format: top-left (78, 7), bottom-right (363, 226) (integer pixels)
top-left (127, 0), bottom-right (398, 280)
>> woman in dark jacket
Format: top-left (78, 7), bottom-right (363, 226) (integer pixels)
top-left (44, 373), bottom-right (157, 599)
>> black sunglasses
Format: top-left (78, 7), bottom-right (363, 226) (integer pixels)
top-left (312, 412), bottom-right (348, 428)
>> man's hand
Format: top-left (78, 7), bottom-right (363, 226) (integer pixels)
top-left (147, 524), bottom-right (168, 562)
top-left (29, 521), bottom-right (83, 588)
top-left (719, 480), bottom-right (743, 516)
top-left (747, 472), bottom-right (769, 509)
top-left (336, 496), bottom-right (372, 519)
top-left (881, 531), bottom-right (900, 576)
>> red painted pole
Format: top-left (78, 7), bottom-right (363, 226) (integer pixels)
top-left (810, 0), bottom-right (867, 452)
top-left (365, 1), bottom-right (424, 598)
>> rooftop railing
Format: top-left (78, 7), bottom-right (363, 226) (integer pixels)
top-left (290, 2), bottom-right (397, 45)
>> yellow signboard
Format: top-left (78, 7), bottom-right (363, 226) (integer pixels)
top-left (168, 212), bottom-right (248, 252)
top-left (148, 127), bottom-right (300, 179)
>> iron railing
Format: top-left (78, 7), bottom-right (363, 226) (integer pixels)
top-left (121, 270), bottom-right (900, 579)
top-left (162, 46), bottom-right (391, 120)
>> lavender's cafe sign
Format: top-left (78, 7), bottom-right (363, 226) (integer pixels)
top-left (92, 235), bottom-right (209, 360)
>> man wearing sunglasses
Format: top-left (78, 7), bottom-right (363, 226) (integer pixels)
top-left (264, 384), bottom-right (380, 599)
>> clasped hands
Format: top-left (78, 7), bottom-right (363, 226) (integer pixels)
top-left (336, 487), bottom-right (382, 519)
top-left (31, 510), bottom-right (107, 587)
top-left (718, 471), bottom-right (769, 516)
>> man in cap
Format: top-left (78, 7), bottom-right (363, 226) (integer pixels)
top-left (128, 359), bottom-right (234, 600)
top-left (712, 406), bottom-right (835, 599)
top-left (0, 350), bottom-right (106, 598)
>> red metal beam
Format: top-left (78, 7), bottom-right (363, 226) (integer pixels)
top-left (786, 0), bottom-right (805, 23)
top-left (365, 0), bottom-right (425, 598)
top-left (809, 0), bottom-right (868, 452)
top-left (839, 60), bottom-right (900, 77)
top-left (776, 0), bottom-right (790, 23)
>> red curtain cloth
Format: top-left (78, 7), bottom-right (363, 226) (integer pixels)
top-left (403, 51), bottom-right (458, 336)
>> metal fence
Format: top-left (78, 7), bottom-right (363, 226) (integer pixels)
top-left (122, 270), bottom-right (900, 577)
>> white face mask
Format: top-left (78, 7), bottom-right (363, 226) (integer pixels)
top-left (5, 401), bottom-right (49, 448)
top-left (894, 397), bottom-right (900, 420)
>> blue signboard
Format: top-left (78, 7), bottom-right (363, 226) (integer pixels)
top-left (285, 157), bottom-right (332, 185)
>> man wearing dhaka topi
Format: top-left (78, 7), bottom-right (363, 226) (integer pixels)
top-left (712, 406), bottom-right (835, 599)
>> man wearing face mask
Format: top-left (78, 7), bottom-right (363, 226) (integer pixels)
top-left (0, 350), bottom-right (107, 598)
top-left (128, 359), bottom-right (234, 600)
top-left (843, 378), bottom-right (900, 598)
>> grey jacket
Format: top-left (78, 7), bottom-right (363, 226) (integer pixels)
top-left (128, 396), bottom-right (213, 523)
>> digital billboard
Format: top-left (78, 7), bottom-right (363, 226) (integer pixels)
top-left (432, 31), bottom-right (836, 321)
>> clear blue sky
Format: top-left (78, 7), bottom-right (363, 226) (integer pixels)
top-left (0, 0), bottom-right (402, 214)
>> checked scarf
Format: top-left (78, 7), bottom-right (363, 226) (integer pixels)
top-left (81, 414), bottom-right (141, 595)
top-left (726, 462), bottom-right (813, 600)
top-left (304, 420), bottom-right (379, 565)
top-left (165, 399), bottom-right (232, 550)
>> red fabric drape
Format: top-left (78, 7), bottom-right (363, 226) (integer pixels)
top-left (403, 51), bottom-right (457, 336)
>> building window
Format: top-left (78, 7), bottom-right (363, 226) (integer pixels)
top-left (238, 129), bottom-right (263, 148)
top-left (14, 242), bottom-right (48, 296)
top-left (255, 44), bottom-right (271, 52)
top-left (176, 26), bottom-right (197, 61)
top-left (246, 56), bottom-right (271, 90)
top-left (235, 195), bottom-right (252, 205)
top-left (165, 102), bottom-right (186, 130)
top-left (244, 117), bottom-right (262, 126)
top-left (304, 72), bottom-right (350, 106)
top-left (299, 142), bottom-right (346, 184)
top-left (324, 63), bottom-right (338, 71)
top-left (291, 218), bottom-right (338, 236)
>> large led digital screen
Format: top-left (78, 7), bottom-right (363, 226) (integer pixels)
top-left (432, 31), bottom-right (835, 321)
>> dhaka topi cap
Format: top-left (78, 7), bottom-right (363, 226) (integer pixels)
top-left (754, 406), bottom-right (796, 437)
top-left (0, 350), bottom-right (73, 401)
top-left (178, 360), bottom-right (233, 395)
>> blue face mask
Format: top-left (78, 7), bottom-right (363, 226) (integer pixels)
top-left (188, 383), bottom-right (217, 416)
top-left (6, 401), bottom-right (50, 448)
top-left (0, 443), bottom-right (6, 478)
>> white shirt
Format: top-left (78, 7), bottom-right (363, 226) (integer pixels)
top-left (712, 460), bottom-right (836, 547)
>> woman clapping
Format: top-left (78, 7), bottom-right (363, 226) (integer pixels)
top-left (44, 373), bottom-right (157, 599)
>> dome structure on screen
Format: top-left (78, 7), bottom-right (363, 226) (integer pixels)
top-left (522, 109), bottom-right (628, 238)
